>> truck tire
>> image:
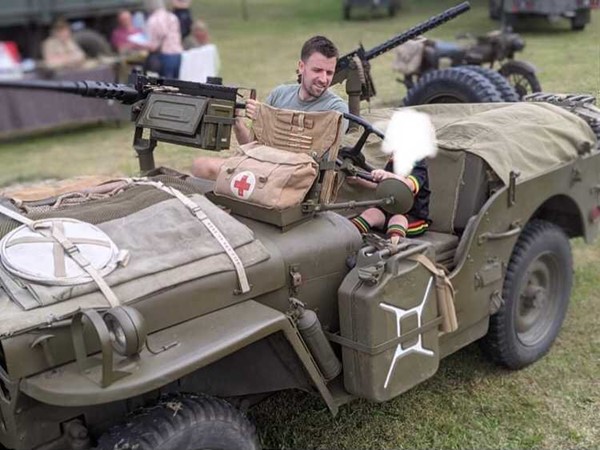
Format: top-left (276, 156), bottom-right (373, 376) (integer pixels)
top-left (96, 394), bottom-right (260, 450)
top-left (489, 0), bottom-right (501, 20)
top-left (462, 65), bottom-right (519, 102)
top-left (343, 2), bottom-right (351, 20)
top-left (73, 29), bottom-right (113, 58)
top-left (499, 63), bottom-right (542, 99)
top-left (403, 67), bottom-right (503, 106)
top-left (481, 220), bottom-right (572, 370)
top-left (571, 10), bottom-right (588, 31)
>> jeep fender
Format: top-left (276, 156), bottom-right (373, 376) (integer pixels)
top-left (20, 300), bottom-right (337, 413)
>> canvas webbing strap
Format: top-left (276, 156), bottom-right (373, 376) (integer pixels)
top-left (0, 203), bottom-right (121, 308)
top-left (132, 180), bottom-right (251, 294)
top-left (35, 223), bottom-right (121, 307)
top-left (409, 253), bottom-right (458, 333)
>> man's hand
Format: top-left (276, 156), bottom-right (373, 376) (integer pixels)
top-left (245, 99), bottom-right (260, 121)
top-left (234, 99), bottom-right (259, 145)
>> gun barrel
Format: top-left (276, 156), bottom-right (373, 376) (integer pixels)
top-left (365, 1), bottom-right (470, 61)
top-left (0, 79), bottom-right (141, 104)
top-left (335, 1), bottom-right (470, 74)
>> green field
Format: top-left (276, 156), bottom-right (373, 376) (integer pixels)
top-left (0, 1), bottom-right (599, 448)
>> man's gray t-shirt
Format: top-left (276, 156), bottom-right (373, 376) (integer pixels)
top-left (265, 84), bottom-right (349, 131)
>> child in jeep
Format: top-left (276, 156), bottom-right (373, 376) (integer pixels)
top-left (350, 158), bottom-right (430, 243)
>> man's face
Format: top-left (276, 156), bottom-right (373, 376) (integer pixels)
top-left (55, 27), bottom-right (72, 42)
top-left (298, 51), bottom-right (337, 99)
top-left (118, 11), bottom-right (133, 28)
top-left (193, 28), bottom-right (209, 44)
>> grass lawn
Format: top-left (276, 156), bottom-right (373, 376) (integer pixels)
top-left (0, 1), bottom-right (599, 448)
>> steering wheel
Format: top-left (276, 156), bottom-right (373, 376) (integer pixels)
top-left (337, 112), bottom-right (386, 176)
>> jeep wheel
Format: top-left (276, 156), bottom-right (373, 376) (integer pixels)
top-left (499, 63), bottom-right (542, 99)
top-left (481, 220), bottom-right (572, 369)
top-left (463, 66), bottom-right (519, 102)
top-left (403, 67), bottom-right (503, 106)
top-left (96, 394), bottom-right (260, 450)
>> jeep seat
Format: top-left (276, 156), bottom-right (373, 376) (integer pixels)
top-left (427, 149), bottom-right (492, 234)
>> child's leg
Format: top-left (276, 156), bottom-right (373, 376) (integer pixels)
top-left (387, 214), bottom-right (408, 244)
top-left (351, 207), bottom-right (386, 234)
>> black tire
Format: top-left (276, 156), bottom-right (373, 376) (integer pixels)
top-left (73, 29), bottom-right (113, 58)
top-left (343, 3), bottom-right (351, 20)
top-left (571, 11), bottom-right (588, 31)
top-left (463, 65), bottom-right (519, 102)
top-left (501, 12), bottom-right (517, 31)
top-left (388, 0), bottom-right (399, 17)
top-left (96, 394), bottom-right (260, 450)
top-left (499, 63), bottom-right (542, 100)
top-left (489, 0), bottom-right (501, 20)
top-left (403, 67), bottom-right (503, 106)
top-left (481, 220), bottom-right (573, 370)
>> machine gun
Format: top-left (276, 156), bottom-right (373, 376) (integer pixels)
top-left (0, 73), bottom-right (252, 172)
top-left (331, 1), bottom-right (471, 117)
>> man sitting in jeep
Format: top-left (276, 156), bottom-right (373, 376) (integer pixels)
top-left (191, 35), bottom-right (349, 180)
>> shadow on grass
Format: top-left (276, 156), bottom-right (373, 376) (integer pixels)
top-left (250, 342), bottom-right (516, 449)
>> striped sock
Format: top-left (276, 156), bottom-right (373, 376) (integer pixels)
top-left (351, 216), bottom-right (371, 234)
top-left (387, 224), bottom-right (406, 239)
top-left (406, 219), bottom-right (428, 237)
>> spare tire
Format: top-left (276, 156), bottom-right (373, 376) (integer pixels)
top-left (403, 67), bottom-right (503, 105)
top-left (462, 65), bottom-right (519, 102)
top-left (73, 29), bottom-right (113, 57)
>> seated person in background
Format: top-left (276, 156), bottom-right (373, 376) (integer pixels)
top-left (350, 159), bottom-right (430, 244)
top-left (183, 19), bottom-right (211, 49)
top-left (41, 19), bottom-right (86, 69)
top-left (179, 20), bottom-right (220, 83)
top-left (191, 35), bottom-right (348, 180)
top-left (111, 10), bottom-right (148, 54)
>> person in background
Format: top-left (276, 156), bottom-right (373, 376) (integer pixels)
top-left (111, 10), bottom-right (148, 54)
top-left (183, 19), bottom-right (212, 50)
top-left (145, 0), bottom-right (183, 78)
top-left (171, 0), bottom-right (193, 39)
top-left (178, 19), bottom-right (220, 83)
top-left (191, 35), bottom-right (348, 180)
top-left (41, 19), bottom-right (86, 69)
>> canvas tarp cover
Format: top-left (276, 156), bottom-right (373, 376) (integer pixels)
top-left (350, 102), bottom-right (597, 184)
top-left (0, 191), bottom-right (270, 335)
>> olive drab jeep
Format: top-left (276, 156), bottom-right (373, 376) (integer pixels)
top-left (0, 72), bottom-right (598, 450)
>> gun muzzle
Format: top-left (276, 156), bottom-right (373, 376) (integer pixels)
top-left (0, 79), bottom-right (141, 104)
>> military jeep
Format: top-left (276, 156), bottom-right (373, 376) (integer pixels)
top-left (0, 67), bottom-right (598, 450)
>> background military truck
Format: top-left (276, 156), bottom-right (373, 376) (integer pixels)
top-left (489, 0), bottom-right (592, 31)
top-left (0, 0), bottom-right (144, 60)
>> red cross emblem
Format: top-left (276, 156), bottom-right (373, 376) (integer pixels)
top-left (230, 171), bottom-right (256, 199)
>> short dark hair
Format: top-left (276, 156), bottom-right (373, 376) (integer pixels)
top-left (300, 36), bottom-right (339, 61)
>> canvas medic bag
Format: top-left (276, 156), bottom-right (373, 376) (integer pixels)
top-left (213, 143), bottom-right (318, 210)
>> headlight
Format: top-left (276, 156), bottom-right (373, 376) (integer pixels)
top-left (103, 306), bottom-right (146, 356)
